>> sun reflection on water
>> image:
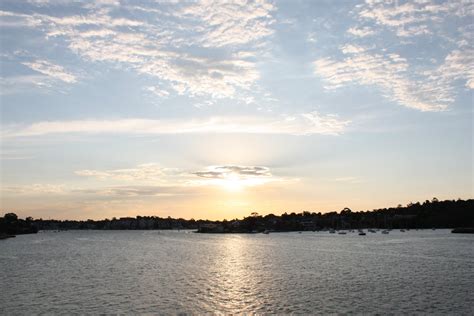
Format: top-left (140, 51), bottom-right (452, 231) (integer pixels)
top-left (204, 235), bottom-right (265, 313)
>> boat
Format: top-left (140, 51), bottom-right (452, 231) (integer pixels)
top-left (0, 234), bottom-right (16, 240)
top-left (400, 229), bottom-right (406, 232)
top-left (262, 230), bottom-right (270, 234)
top-left (338, 231), bottom-right (347, 235)
top-left (358, 232), bottom-right (366, 236)
top-left (368, 229), bottom-right (376, 233)
top-left (381, 230), bottom-right (389, 234)
top-left (451, 228), bottom-right (474, 234)
top-left (329, 229), bottom-right (336, 234)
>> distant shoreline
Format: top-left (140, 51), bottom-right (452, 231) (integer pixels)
top-left (1, 198), bottom-right (473, 236)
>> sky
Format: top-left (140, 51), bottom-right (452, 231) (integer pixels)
top-left (0, 0), bottom-right (472, 220)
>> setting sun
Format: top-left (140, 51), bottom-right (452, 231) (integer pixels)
top-left (221, 173), bottom-right (243, 192)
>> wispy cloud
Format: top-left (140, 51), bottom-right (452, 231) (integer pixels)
top-left (4, 162), bottom-right (290, 198)
top-left (2, 112), bottom-right (350, 138)
top-left (0, 74), bottom-right (54, 95)
top-left (0, 0), bottom-right (275, 100)
top-left (314, 48), bottom-right (473, 111)
top-left (355, 1), bottom-right (472, 37)
top-left (177, 0), bottom-right (275, 48)
top-left (189, 165), bottom-right (291, 189)
top-left (2, 184), bottom-right (66, 194)
top-left (75, 163), bottom-right (178, 182)
top-left (74, 185), bottom-right (191, 197)
top-left (314, 0), bottom-right (474, 111)
top-left (193, 165), bottom-right (271, 179)
top-left (22, 59), bottom-right (77, 83)
top-left (313, 52), bottom-right (447, 111)
top-left (347, 26), bottom-right (374, 37)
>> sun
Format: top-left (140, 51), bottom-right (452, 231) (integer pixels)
top-left (221, 173), bottom-right (243, 192)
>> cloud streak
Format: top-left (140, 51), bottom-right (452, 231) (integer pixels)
top-left (22, 59), bottom-right (77, 83)
top-left (193, 165), bottom-right (271, 179)
top-left (75, 163), bottom-right (177, 181)
top-left (2, 112), bottom-right (350, 138)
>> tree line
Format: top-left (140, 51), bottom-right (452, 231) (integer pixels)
top-left (1, 198), bottom-right (473, 235)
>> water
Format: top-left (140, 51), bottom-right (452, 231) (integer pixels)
top-left (1, 230), bottom-right (473, 314)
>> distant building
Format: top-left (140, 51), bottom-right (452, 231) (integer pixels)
top-left (198, 223), bottom-right (224, 233)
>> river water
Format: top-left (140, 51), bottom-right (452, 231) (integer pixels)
top-left (1, 230), bottom-right (473, 314)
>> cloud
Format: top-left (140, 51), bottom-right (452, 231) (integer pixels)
top-left (75, 163), bottom-right (177, 181)
top-left (2, 111), bottom-right (350, 138)
top-left (75, 185), bottom-right (191, 197)
top-left (0, 74), bottom-right (55, 95)
top-left (355, 1), bottom-right (472, 37)
top-left (193, 165), bottom-right (271, 179)
top-left (74, 163), bottom-right (290, 191)
top-left (313, 48), bottom-right (472, 111)
top-left (347, 26), bottom-right (374, 37)
top-left (307, 32), bottom-right (317, 43)
top-left (22, 59), bottom-right (77, 83)
top-left (2, 184), bottom-right (65, 194)
top-left (435, 49), bottom-right (474, 90)
top-left (0, 1), bottom-right (275, 100)
top-left (316, 0), bottom-right (473, 111)
top-left (190, 165), bottom-right (290, 189)
top-left (177, 0), bottom-right (275, 48)
top-left (144, 86), bottom-right (170, 98)
top-left (340, 44), bottom-right (366, 54)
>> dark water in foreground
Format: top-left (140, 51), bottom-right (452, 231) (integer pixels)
top-left (1, 230), bottom-right (473, 314)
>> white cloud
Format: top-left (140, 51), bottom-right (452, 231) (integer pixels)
top-left (2, 112), bottom-right (350, 138)
top-left (435, 49), bottom-right (474, 90)
top-left (355, 0), bottom-right (473, 37)
top-left (340, 44), bottom-right (366, 54)
top-left (316, 0), bottom-right (474, 111)
top-left (307, 32), bottom-right (317, 43)
top-left (75, 163), bottom-right (176, 181)
top-left (177, 0), bottom-right (275, 48)
top-left (73, 163), bottom-right (291, 193)
top-left (75, 186), bottom-right (189, 197)
top-left (1, 1), bottom-right (275, 100)
top-left (22, 59), bottom-right (77, 83)
top-left (314, 45), bottom-right (473, 111)
top-left (3, 163), bottom-right (290, 199)
top-left (2, 184), bottom-right (65, 194)
top-left (347, 26), bottom-right (374, 37)
top-left (0, 74), bottom-right (54, 95)
top-left (144, 86), bottom-right (170, 98)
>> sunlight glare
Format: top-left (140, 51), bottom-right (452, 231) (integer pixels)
top-left (222, 173), bottom-right (243, 192)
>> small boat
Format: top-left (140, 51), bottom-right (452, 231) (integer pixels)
top-left (400, 229), bottom-right (406, 232)
top-left (329, 229), bottom-right (336, 234)
top-left (0, 234), bottom-right (16, 240)
top-left (381, 230), bottom-right (389, 234)
top-left (338, 231), bottom-right (347, 235)
top-left (368, 229), bottom-right (376, 233)
top-left (358, 232), bottom-right (366, 236)
top-left (451, 228), bottom-right (474, 234)
top-left (262, 230), bottom-right (270, 235)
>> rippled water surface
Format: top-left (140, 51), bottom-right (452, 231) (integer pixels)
top-left (1, 230), bottom-right (473, 314)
